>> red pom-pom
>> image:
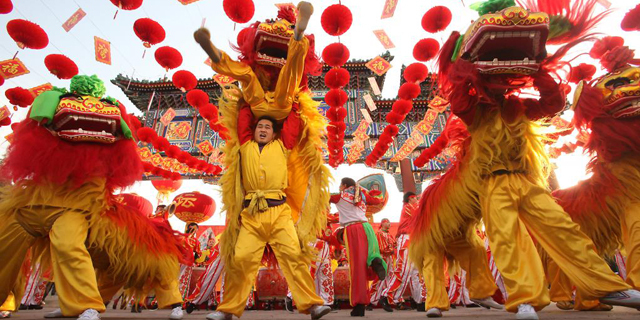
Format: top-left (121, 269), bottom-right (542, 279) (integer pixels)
top-left (199, 103), bottom-right (218, 121)
top-left (0, 76), bottom-right (4, 86)
top-left (386, 111), bottom-right (405, 125)
top-left (421, 6), bottom-right (452, 33)
top-left (172, 70), bottom-right (197, 92)
top-left (321, 4), bottom-right (353, 36)
top-left (142, 162), bottom-right (154, 172)
top-left (177, 151), bottom-right (190, 163)
top-left (136, 127), bottom-right (157, 142)
top-left (166, 145), bottom-right (181, 158)
top-left (601, 46), bottom-right (635, 72)
top-left (322, 43), bottom-right (350, 67)
top-left (0, 0), bottom-right (12, 14)
top-left (325, 89), bottom-right (348, 108)
top-left (404, 63), bottom-right (429, 83)
top-left (568, 63), bottom-right (596, 83)
top-left (325, 67), bottom-right (350, 89)
top-left (327, 106), bottom-right (347, 122)
top-left (155, 137), bottom-right (171, 152)
top-left (0, 116), bottom-right (11, 127)
top-left (171, 172), bottom-right (182, 180)
top-left (110, 0), bottom-right (143, 10)
top-left (134, 18), bottom-right (166, 47)
top-left (589, 36), bottom-right (624, 59)
top-left (7, 19), bottom-right (48, 50)
top-left (5, 87), bottom-right (33, 108)
top-left (154, 46), bottom-right (183, 71)
top-left (128, 114), bottom-right (142, 131)
top-left (398, 83), bottom-right (421, 100)
top-left (414, 38), bottom-right (440, 62)
top-left (186, 89), bottom-right (209, 108)
top-left (223, 0), bottom-right (255, 24)
top-left (333, 121), bottom-right (346, 132)
top-left (622, 4), bottom-right (640, 31)
top-left (44, 54), bottom-right (78, 79)
top-left (392, 99), bottom-right (413, 115)
top-left (384, 124), bottom-right (399, 137)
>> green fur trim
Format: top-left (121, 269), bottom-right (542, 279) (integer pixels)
top-left (70, 75), bottom-right (106, 98)
top-left (470, 0), bottom-right (515, 15)
top-left (451, 35), bottom-right (464, 62)
top-left (120, 117), bottom-right (132, 139)
top-left (103, 96), bottom-right (119, 106)
top-left (51, 86), bottom-right (68, 94)
top-left (30, 90), bottom-right (63, 124)
top-left (549, 15), bottom-right (572, 41)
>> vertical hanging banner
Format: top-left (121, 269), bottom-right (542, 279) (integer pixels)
top-left (0, 58), bottom-right (29, 79)
top-left (62, 8), bottom-right (86, 32)
top-left (363, 94), bottom-right (377, 111)
top-left (381, 0), bottom-right (399, 19)
top-left (347, 120), bottom-right (371, 164)
top-left (160, 108), bottom-right (177, 126)
top-left (29, 83), bottom-right (53, 97)
top-left (368, 77), bottom-right (381, 95)
top-left (373, 30), bottom-right (395, 49)
top-left (94, 36), bottom-right (112, 65)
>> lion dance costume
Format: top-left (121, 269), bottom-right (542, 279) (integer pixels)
top-left (409, 0), bottom-right (640, 316)
top-left (198, 4), bottom-right (331, 319)
top-left (0, 75), bottom-right (187, 318)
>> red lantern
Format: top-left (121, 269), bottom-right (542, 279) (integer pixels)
top-left (5, 87), bottom-right (34, 109)
top-left (421, 6), bottom-right (452, 33)
top-left (0, 0), bottom-right (12, 14)
top-left (324, 68), bottom-right (350, 89)
top-left (6, 19), bottom-right (48, 50)
top-left (151, 178), bottom-right (183, 203)
top-left (186, 89), bottom-right (209, 108)
top-left (223, 0), bottom-right (255, 24)
top-left (0, 75), bottom-right (4, 87)
top-left (115, 193), bottom-right (153, 217)
top-left (133, 18), bottom-right (166, 48)
top-left (172, 70), bottom-right (197, 92)
top-left (322, 43), bottom-right (350, 67)
top-left (321, 4), bottom-right (353, 36)
top-left (171, 192), bottom-right (216, 224)
top-left (110, 0), bottom-right (143, 10)
top-left (403, 63), bottom-right (429, 83)
top-left (155, 46), bottom-right (183, 72)
top-left (622, 4), bottom-right (640, 31)
top-left (44, 54), bottom-right (78, 79)
top-left (413, 38), bottom-right (440, 62)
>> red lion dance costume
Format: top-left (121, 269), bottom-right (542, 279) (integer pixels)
top-left (409, 0), bottom-right (640, 318)
top-left (554, 42), bottom-right (640, 290)
top-left (195, 2), bottom-right (331, 320)
top-left (0, 75), bottom-right (187, 320)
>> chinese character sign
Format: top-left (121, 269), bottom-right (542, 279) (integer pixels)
top-left (160, 108), bottom-right (177, 126)
top-left (373, 30), bottom-right (395, 49)
top-left (213, 74), bottom-right (236, 86)
top-left (62, 8), bottom-right (86, 32)
top-left (381, 0), bottom-right (398, 19)
top-left (0, 58), bottom-right (29, 79)
top-left (29, 83), bottom-right (53, 97)
top-left (94, 36), bottom-right (111, 65)
top-left (0, 106), bottom-right (10, 121)
top-left (365, 56), bottom-right (392, 76)
top-left (197, 140), bottom-right (214, 155)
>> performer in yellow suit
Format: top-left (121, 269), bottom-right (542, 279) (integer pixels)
top-left (195, 2), bottom-right (331, 320)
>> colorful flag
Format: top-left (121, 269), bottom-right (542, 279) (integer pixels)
top-left (29, 83), bottom-right (53, 97)
top-left (62, 8), bottom-right (86, 32)
top-left (381, 0), bottom-right (399, 19)
top-left (0, 58), bottom-right (29, 79)
top-left (94, 36), bottom-right (112, 65)
top-left (373, 30), bottom-right (395, 49)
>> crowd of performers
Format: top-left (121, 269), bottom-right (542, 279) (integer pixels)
top-left (3, 0), bottom-right (640, 320)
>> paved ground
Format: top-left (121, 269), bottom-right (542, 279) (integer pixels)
top-left (8, 304), bottom-right (640, 319)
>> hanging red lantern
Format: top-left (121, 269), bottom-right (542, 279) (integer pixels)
top-left (6, 19), bottom-right (48, 50)
top-left (115, 193), bottom-right (153, 217)
top-left (622, 4), bottom-right (640, 31)
top-left (186, 89), bottom-right (209, 108)
top-left (110, 0), bottom-right (143, 10)
top-left (324, 67), bottom-right (350, 89)
top-left (0, 0), bottom-right (12, 14)
top-left (421, 6), bottom-right (452, 33)
top-left (151, 178), bottom-right (183, 203)
top-left (133, 18), bottom-right (166, 48)
top-left (568, 63), bottom-right (596, 84)
top-left (0, 75), bottom-right (4, 87)
top-left (172, 70), bottom-right (197, 92)
top-left (403, 63), bottom-right (429, 83)
top-left (155, 46), bottom-right (183, 72)
top-left (321, 4), bottom-right (353, 36)
top-left (5, 87), bottom-right (34, 110)
top-left (170, 191), bottom-right (216, 224)
top-left (0, 116), bottom-right (11, 127)
top-left (44, 54), bottom-right (78, 80)
top-left (223, 0), bottom-right (255, 24)
top-left (322, 43), bottom-right (350, 67)
top-left (413, 38), bottom-right (440, 62)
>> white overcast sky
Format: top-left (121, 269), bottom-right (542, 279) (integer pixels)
top-left (0, 0), bottom-right (637, 230)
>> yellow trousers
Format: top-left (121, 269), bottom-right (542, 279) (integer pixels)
top-left (0, 206), bottom-right (106, 316)
top-left (538, 244), bottom-right (572, 302)
top-left (622, 201), bottom-right (640, 289)
top-left (421, 233), bottom-right (497, 311)
top-left (96, 271), bottom-right (182, 309)
top-left (482, 174), bottom-right (630, 312)
top-left (218, 204), bottom-right (323, 317)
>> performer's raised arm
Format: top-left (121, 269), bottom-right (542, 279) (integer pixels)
top-left (280, 111), bottom-right (302, 150)
top-left (237, 106), bottom-right (254, 145)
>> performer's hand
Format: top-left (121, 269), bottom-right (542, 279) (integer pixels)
top-left (294, 1), bottom-right (313, 40)
top-left (193, 28), bottom-right (211, 45)
top-left (194, 27), bottom-right (222, 63)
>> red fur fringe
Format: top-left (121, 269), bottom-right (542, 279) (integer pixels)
top-left (2, 119), bottom-right (143, 191)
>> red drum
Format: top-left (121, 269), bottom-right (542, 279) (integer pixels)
top-left (333, 266), bottom-right (350, 300)
top-left (255, 267), bottom-right (288, 300)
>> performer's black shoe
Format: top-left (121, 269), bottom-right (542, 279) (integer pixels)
top-left (350, 304), bottom-right (365, 317)
top-left (417, 302), bottom-right (426, 312)
top-left (18, 304), bottom-right (27, 310)
top-left (285, 296), bottom-right (294, 313)
top-left (371, 257), bottom-right (386, 281)
top-left (410, 298), bottom-right (417, 310)
top-left (380, 297), bottom-right (394, 312)
top-left (396, 302), bottom-right (410, 310)
top-left (186, 302), bottom-right (197, 314)
top-left (366, 303), bottom-right (374, 311)
top-left (28, 304), bottom-right (43, 310)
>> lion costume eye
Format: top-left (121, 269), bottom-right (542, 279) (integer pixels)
top-left (605, 77), bottom-right (631, 90)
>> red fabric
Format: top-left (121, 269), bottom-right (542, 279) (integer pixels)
top-left (280, 109), bottom-right (301, 150)
top-left (1, 119), bottom-right (143, 191)
top-left (376, 230), bottom-right (395, 257)
top-left (344, 223), bottom-right (376, 306)
top-left (396, 203), bottom-right (415, 236)
top-left (329, 194), bottom-right (341, 204)
top-left (237, 105), bottom-right (254, 145)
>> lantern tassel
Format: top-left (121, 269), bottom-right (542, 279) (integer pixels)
top-left (12, 51), bottom-right (18, 60)
top-left (113, 9), bottom-right (119, 19)
top-left (142, 49), bottom-right (146, 59)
